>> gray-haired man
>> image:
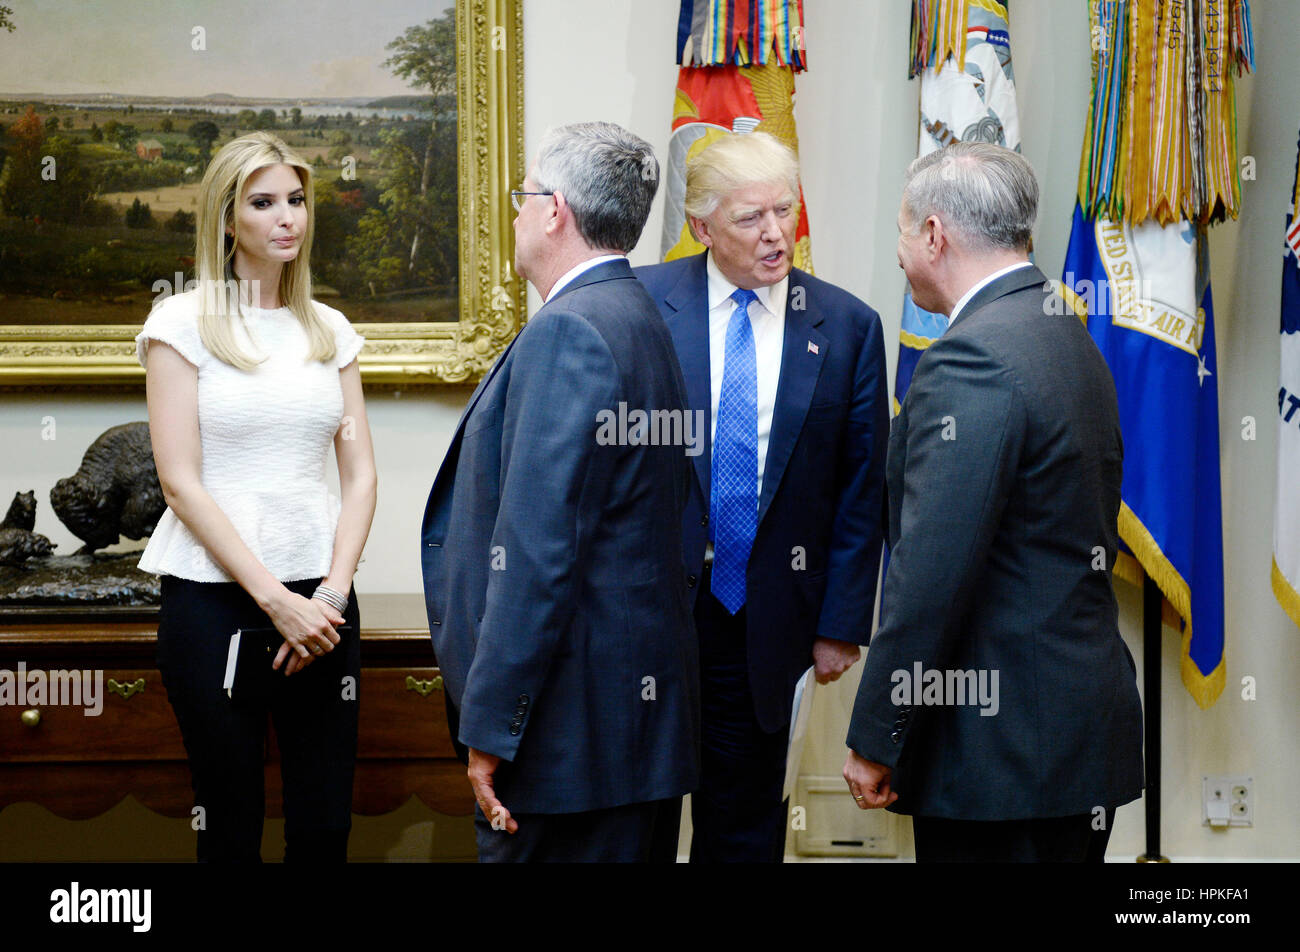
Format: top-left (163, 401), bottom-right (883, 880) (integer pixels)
top-left (843, 141), bottom-right (1143, 862)
top-left (421, 122), bottom-right (699, 862)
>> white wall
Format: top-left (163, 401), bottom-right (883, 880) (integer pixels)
top-left (3, 0), bottom-right (1296, 860)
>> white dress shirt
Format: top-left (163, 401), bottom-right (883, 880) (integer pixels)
top-left (706, 250), bottom-right (788, 500)
top-left (944, 260), bottom-right (1035, 334)
top-left (546, 254), bottom-right (626, 303)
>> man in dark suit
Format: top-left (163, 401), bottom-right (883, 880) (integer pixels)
top-left (843, 141), bottom-right (1144, 862)
top-left (420, 122), bottom-right (699, 862)
top-left (637, 131), bottom-right (890, 862)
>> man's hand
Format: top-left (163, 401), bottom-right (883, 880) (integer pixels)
top-left (813, 637), bottom-right (861, 684)
top-left (468, 747), bottom-right (518, 834)
top-left (843, 749), bottom-right (898, 809)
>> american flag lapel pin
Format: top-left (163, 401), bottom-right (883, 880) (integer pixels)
top-left (807, 340), bottom-right (819, 355)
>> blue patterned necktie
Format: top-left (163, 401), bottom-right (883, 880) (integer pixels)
top-left (711, 287), bottom-right (759, 614)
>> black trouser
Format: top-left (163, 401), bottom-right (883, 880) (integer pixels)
top-left (689, 570), bottom-right (790, 863)
top-left (156, 576), bottom-right (361, 863)
top-left (912, 808), bottom-right (1117, 862)
top-left (474, 798), bottom-right (682, 863)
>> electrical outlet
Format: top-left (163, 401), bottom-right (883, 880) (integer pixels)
top-left (1202, 775), bottom-right (1253, 828)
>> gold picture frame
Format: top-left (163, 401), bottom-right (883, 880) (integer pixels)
top-left (0, 0), bottom-right (524, 387)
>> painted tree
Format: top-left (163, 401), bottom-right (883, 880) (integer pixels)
top-left (346, 122), bottom-right (456, 293)
top-left (188, 120), bottom-right (220, 162)
top-left (382, 8), bottom-right (456, 275)
top-left (0, 107), bottom-right (42, 219)
top-left (0, 111), bottom-right (97, 224)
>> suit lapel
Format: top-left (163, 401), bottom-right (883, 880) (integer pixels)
top-left (758, 268), bottom-right (826, 526)
top-left (660, 255), bottom-right (713, 504)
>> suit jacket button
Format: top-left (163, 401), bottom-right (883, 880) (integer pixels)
top-left (687, 574), bottom-right (697, 588)
top-left (518, 694), bottom-right (529, 706)
top-left (700, 515), bottom-right (709, 527)
top-left (890, 729), bottom-right (903, 744)
top-left (509, 725), bottom-right (521, 736)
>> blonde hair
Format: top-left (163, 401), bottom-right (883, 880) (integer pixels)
top-left (194, 132), bottom-right (335, 370)
top-left (683, 131), bottom-right (801, 235)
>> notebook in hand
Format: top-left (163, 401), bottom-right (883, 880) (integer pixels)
top-left (222, 625), bottom-right (352, 704)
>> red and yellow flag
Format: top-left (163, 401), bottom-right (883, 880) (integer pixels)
top-left (661, 1), bottom-right (813, 270)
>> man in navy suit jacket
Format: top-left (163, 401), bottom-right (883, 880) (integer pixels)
top-left (421, 123), bottom-right (699, 862)
top-left (636, 131), bottom-right (889, 861)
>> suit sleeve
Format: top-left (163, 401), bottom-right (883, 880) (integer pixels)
top-left (456, 308), bottom-right (620, 760)
top-left (845, 332), bottom-right (1025, 766)
top-left (816, 306), bottom-right (890, 645)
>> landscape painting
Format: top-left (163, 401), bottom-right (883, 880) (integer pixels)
top-left (0, 0), bottom-right (523, 386)
top-left (0, 0), bottom-right (459, 330)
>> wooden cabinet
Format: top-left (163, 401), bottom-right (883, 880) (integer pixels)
top-left (0, 612), bottom-right (474, 825)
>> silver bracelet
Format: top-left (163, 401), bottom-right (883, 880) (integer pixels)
top-left (312, 584), bottom-right (348, 614)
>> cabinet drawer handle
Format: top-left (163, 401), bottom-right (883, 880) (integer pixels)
top-left (21, 708), bottom-right (40, 728)
top-left (106, 678), bottom-right (146, 700)
top-left (405, 675), bottom-right (443, 697)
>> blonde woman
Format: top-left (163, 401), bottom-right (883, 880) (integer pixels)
top-left (136, 132), bottom-right (377, 863)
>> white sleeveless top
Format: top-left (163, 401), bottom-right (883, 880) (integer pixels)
top-left (134, 290), bottom-right (365, 583)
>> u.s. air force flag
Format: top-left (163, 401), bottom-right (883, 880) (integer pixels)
top-left (1273, 131), bottom-right (1300, 629)
top-left (1062, 205), bottom-right (1226, 708)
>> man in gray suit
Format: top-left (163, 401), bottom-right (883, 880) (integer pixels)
top-left (843, 141), bottom-right (1143, 862)
top-left (421, 123), bottom-right (698, 862)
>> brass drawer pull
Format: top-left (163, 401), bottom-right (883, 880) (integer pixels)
top-left (21, 708), bottom-right (40, 728)
top-left (106, 678), bottom-right (146, 700)
top-left (405, 675), bottom-right (443, 697)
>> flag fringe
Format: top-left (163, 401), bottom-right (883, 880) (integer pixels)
top-left (1181, 643), bottom-right (1227, 710)
top-left (1271, 558), bottom-right (1300, 630)
top-left (1078, 0), bottom-right (1254, 227)
top-left (1118, 501), bottom-right (1224, 708)
top-left (911, 0), bottom-right (1002, 78)
top-left (1113, 550), bottom-right (1143, 588)
top-left (677, 0), bottom-right (807, 70)
top-left (1113, 552), bottom-right (1199, 633)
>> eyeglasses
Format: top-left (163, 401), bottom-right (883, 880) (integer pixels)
top-left (511, 189), bottom-right (554, 212)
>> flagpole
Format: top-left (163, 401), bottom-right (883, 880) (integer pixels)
top-left (1138, 576), bottom-right (1170, 863)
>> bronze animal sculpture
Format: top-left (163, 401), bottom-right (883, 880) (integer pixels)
top-left (0, 526), bottom-right (55, 564)
top-left (50, 422), bottom-right (165, 554)
top-left (0, 490), bottom-right (55, 565)
top-left (2, 490), bottom-right (36, 531)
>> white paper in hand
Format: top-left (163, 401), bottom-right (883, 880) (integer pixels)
top-left (783, 666), bottom-right (816, 801)
top-left (223, 629), bottom-right (241, 698)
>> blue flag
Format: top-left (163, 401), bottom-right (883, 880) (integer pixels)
top-left (1062, 204), bottom-right (1226, 708)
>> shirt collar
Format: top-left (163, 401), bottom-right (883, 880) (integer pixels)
top-left (705, 251), bottom-right (788, 318)
top-left (946, 261), bottom-right (1034, 330)
top-left (546, 254), bottom-right (626, 303)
